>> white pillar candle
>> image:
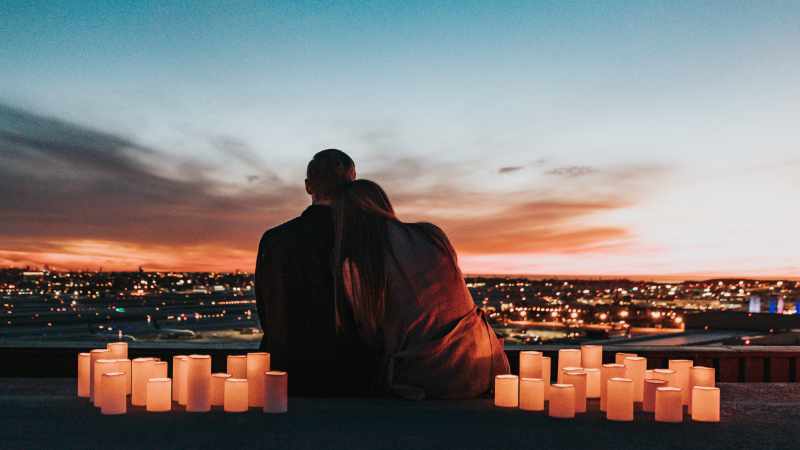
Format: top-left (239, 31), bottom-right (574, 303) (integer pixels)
top-left (615, 352), bottom-right (637, 364)
top-left (668, 359), bottom-right (694, 405)
top-left (212, 373), bottom-right (231, 406)
top-left (691, 386), bottom-right (720, 422)
top-left (494, 375), bottom-right (519, 408)
top-left (100, 372), bottom-right (126, 415)
top-left (146, 378), bottom-right (172, 412)
top-left (643, 378), bottom-right (666, 413)
top-left (600, 363), bottom-right (625, 411)
top-left (115, 359), bottom-right (131, 395)
top-left (519, 351), bottom-right (543, 379)
top-left (563, 369), bottom-right (587, 413)
top-left (623, 356), bottom-right (646, 402)
top-left (153, 361), bottom-right (168, 378)
top-left (548, 384), bottom-right (575, 419)
top-left (173, 355), bottom-right (188, 404)
top-left (77, 353), bottom-right (91, 398)
top-left (187, 354), bottom-right (212, 412)
top-left (655, 387), bottom-right (683, 423)
top-left (131, 357), bottom-right (157, 406)
top-left (519, 378), bottom-right (544, 411)
top-left (541, 356), bottom-right (551, 400)
top-left (653, 368), bottom-right (677, 387)
top-left (224, 378), bottom-right (249, 412)
top-left (89, 349), bottom-right (110, 402)
top-left (264, 371), bottom-right (288, 413)
top-left (688, 366), bottom-right (715, 410)
top-left (556, 349), bottom-right (581, 383)
top-left (247, 352), bottom-right (270, 407)
top-left (580, 345), bottom-right (603, 369)
top-left (227, 355), bottom-right (247, 379)
top-left (606, 377), bottom-right (634, 422)
top-left (106, 342), bottom-right (128, 360)
top-left (584, 368), bottom-right (601, 398)
top-left (93, 359), bottom-right (118, 407)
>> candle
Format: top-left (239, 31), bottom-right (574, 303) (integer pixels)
top-left (691, 386), bottom-right (720, 422)
top-left (131, 357), bottom-right (157, 406)
top-left (100, 372), bottom-right (126, 415)
top-left (212, 373), bottom-right (231, 407)
top-left (615, 352), bottom-right (637, 364)
top-left (146, 378), bottom-right (172, 412)
top-left (115, 359), bottom-right (131, 395)
top-left (584, 367), bottom-right (601, 398)
top-left (563, 369), bottom-right (587, 413)
top-left (77, 353), bottom-right (91, 398)
top-left (494, 375), bottom-right (519, 408)
top-left (668, 359), bottom-right (694, 405)
top-left (606, 377), bottom-right (634, 422)
top-left (653, 368), bottom-right (677, 387)
top-left (187, 354), bottom-right (212, 412)
top-left (227, 355), bottom-right (247, 379)
top-left (643, 378), bottom-right (666, 413)
top-left (623, 356), bottom-right (646, 402)
top-left (224, 378), bottom-right (249, 412)
top-left (556, 349), bottom-right (581, 383)
top-left (173, 355), bottom-right (188, 404)
top-left (106, 342), bottom-right (128, 360)
top-left (153, 361), bottom-right (168, 378)
top-left (548, 384), bottom-right (576, 419)
top-left (600, 363), bottom-right (625, 411)
top-left (89, 349), bottom-right (110, 402)
top-left (580, 345), bottom-right (603, 369)
top-left (519, 378), bottom-right (544, 411)
top-left (93, 359), bottom-right (118, 407)
top-left (542, 356), bottom-right (551, 400)
top-left (246, 352), bottom-right (270, 407)
top-left (519, 351), bottom-right (543, 379)
top-left (688, 366), bottom-right (715, 410)
top-left (263, 371), bottom-right (288, 413)
top-left (655, 387), bottom-right (683, 423)
top-left (644, 369), bottom-right (654, 380)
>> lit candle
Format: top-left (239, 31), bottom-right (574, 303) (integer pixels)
top-left (644, 369), bottom-right (654, 380)
top-left (563, 369), bottom-right (587, 413)
top-left (115, 359), bottom-right (131, 395)
top-left (548, 384), bottom-right (575, 419)
top-left (89, 349), bottom-right (110, 402)
top-left (653, 368), bottom-right (677, 387)
top-left (173, 355), bottom-right (188, 405)
top-left (100, 372), bottom-right (126, 415)
top-left (224, 378), bottom-right (248, 412)
top-left (580, 345), bottom-right (603, 369)
top-left (246, 352), bottom-right (270, 407)
top-left (623, 356), bottom-right (646, 402)
top-left (106, 342), bottom-right (128, 360)
top-left (131, 357), bottom-right (157, 406)
top-left (146, 378), bottom-right (172, 412)
top-left (227, 355), bottom-right (247, 379)
top-left (153, 361), bottom-right (168, 378)
top-left (263, 371), bottom-right (288, 413)
top-left (519, 378), bottom-right (544, 411)
top-left (519, 351), bottom-right (543, 379)
top-left (655, 387), bottom-right (683, 423)
top-left (600, 363), bottom-right (625, 411)
top-left (541, 356), bottom-right (551, 400)
top-left (494, 375), bottom-right (519, 408)
top-left (691, 386), bottom-right (720, 422)
top-left (584, 367), bottom-right (601, 398)
top-left (688, 366), bottom-right (715, 410)
top-left (556, 349), bottom-right (581, 383)
top-left (668, 359), bottom-right (693, 405)
top-left (643, 378), bottom-right (666, 412)
top-left (606, 377), bottom-right (633, 422)
top-left (615, 352), bottom-right (637, 364)
top-left (93, 359), bottom-right (118, 407)
top-left (186, 354), bottom-right (212, 412)
top-left (212, 373), bottom-right (231, 407)
top-left (77, 353), bottom-right (91, 398)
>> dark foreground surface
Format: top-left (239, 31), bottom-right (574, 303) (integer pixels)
top-left (2, 379), bottom-right (799, 450)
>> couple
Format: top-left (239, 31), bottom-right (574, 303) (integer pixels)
top-left (255, 149), bottom-right (509, 399)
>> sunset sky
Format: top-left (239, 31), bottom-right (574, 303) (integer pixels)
top-left (1, 1), bottom-right (798, 278)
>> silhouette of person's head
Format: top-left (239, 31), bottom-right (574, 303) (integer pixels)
top-left (305, 149), bottom-right (356, 204)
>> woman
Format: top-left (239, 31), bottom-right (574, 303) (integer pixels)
top-left (333, 179), bottom-right (509, 399)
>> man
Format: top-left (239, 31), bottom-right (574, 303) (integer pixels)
top-left (255, 149), bottom-right (369, 395)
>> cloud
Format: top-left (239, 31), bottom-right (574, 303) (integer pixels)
top-left (498, 166), bottom-right (524, 174)
top-left (545, 166), bottom-right (596, 178)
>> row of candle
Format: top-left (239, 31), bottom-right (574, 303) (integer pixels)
top-left (497, 346), bottom-right (720, 422)
top-left (77, 343), bottom-right (287, 415)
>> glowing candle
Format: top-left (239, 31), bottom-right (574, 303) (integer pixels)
top-left (688, 366), bottom-right (715, 410)
top-left (494, 375), bottom-right (519, 408)
top-left (227, 355), bottom-right (247, 379)
top-left (131, 357), bottom-right (157, 406)
top-left (77, 353), bottom-right (91, 398)
top-left (246, 352), bottom-right (270, 407)
top-left (211, 373), bottom-right (231, 407)
top-left (556, 349), bottom-right (581, 383)
top-left (173, 355), bottom-right (188, 404)
top-left (606, 377), bottom-right (634, 422)
top-left (187, 354), bottom-right (212, 412)
top-left (615, 352), bottom-right (637, 364)
top-left (653, 368), bottom-right (677, 387)
top-left (115, 359), bottom-right (131, 395)
top-left (153, 361), bottom-right (168, 378)
top-left (563, 369), bottom-right (587, 413)
top-left (643, 378), bottom-right (666, 413)
top-left (623, 356), bottom-right (646, 402)
top-left (580, 345), bottom-right (602, 369)
top-left (106, 342), bottom-right (128, 360)
top-left (519, 351), bottom-right (543, 379)
top-left (655, 387), bottom-right (683, 423)
top-left (89, 349), bottom-right (110, 402)
top-left (542, 356), bottom-right (551, 400)
top-left (224, 378), bottom-right (248, 412)
top-left (600, 363), bottom-right (625, 411)
top-left (584, 367), bottom-right (601, 398)
top-left (691, 386), bottom-right (720, 422)
top-left (93, 359), bottom-right (118, 407)
top-left (146, 378), bottom-right (172, 412)
top-left (519, 378), bottom-right (544, 411)
top-left (100, 372), bottom-right (126, 415)
top-left (645, 369), bottom-right (654, 380)
top-left (668, 359), bottom-right (694, 405)
top-left (263, 371), bottom-right (288, 413)
top-left (548, 384), bottom-right (575, 419)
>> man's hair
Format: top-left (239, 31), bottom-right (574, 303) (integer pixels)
top-left (306, 149), bottom-right (356, 199)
